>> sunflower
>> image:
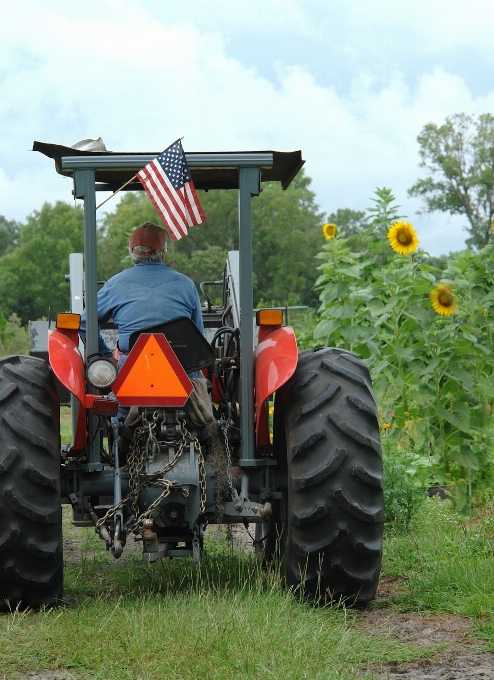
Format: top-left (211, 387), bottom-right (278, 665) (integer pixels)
top-left (430, 283), bottom-right (457, 316)
top-left (322, 223), bottom-right (337, 240)
top-left (387, 221), bottom-right (419, 255)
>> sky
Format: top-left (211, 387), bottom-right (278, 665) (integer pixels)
top-left (1, 0), bottom-right (494, 255)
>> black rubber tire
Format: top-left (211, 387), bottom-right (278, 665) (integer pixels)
top-left (275, 348), bottom-right (383, 604)
top-left (0, 355), bottom-right (63, 610)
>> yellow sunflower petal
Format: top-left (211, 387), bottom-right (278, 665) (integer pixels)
top-left (387, 221), bottom-right (419, 255)
top-left (322, 223), bottom-right (338, 240)
top-left (430, 283), bottom-right (457, 316)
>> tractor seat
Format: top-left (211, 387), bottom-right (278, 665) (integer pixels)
top-left (128, 316), bottom-right (215, 375)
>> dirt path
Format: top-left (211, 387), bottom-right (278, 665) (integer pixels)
top-left (359, 608), bottom-right (494, 679)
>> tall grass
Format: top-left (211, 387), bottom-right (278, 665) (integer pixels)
top-left (4, 496), bottom-right (494, 678)
top-left (383, 497), bottom-right (494, 619)
top-left (60, 406), bottom-right (72, 445)
top-left (1, 527), bottom-right (422, 680)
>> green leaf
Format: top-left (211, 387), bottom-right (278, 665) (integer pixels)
top-left (451, 341), bottom-right (477, 355)
top-left (319, 281), bottom-right (350, 304)
top-left (394, 346), bottom-right (416, 362)
top-left (366, 340), bottom-right (382, 357)
top-left (451, 448), bottom-right (480, 470)
top-left (444, 368), bottom-right (474, 392)
top-left (350, 288), bottom-right (375, 301)
top-left (437, 405), bottom-right (470, 433)
top-left (343, 325), bottom-right (376, 344)
top-left (408, 420), bottom-right (427, 449)
top-left (313, 319), bottom-right (339, 342)
top-left (460, 331), bottom-right (479, 344)
top-left (329, 304), bottom-right (355, 320)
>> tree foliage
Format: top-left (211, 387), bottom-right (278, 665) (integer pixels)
top-left (323, 208), bottom-right (367, 254)
top-left (409, 113), bottom-right (494, 249)
top-left (0, 169), bottom-right (324, 325)
top-left (0, 202), bottom-right (83, 322)
top-left (0, 216), bottom-right (20, 258)
top-left (251, 173), bottom-right (324, 307)
top-left (0, 313), bottom-right (29, 355)
top-left (325, 208), bottom-right (366, 238)
top-left (98, 170), bottom-right (324, 307)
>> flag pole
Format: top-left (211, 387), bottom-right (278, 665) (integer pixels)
top-left (96, 174), bottom-right (137, 210)
top-left (95, 137), bottom-right (185, 211)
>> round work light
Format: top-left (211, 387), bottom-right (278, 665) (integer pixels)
top-left (86, 359), bottom-right (117, 391)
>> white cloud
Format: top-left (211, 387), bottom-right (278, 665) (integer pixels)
top-left (1, 0), bottom-right (494, 256)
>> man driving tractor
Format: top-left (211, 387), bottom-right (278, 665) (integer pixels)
top-left (79, 222), bottom-right (204, 361)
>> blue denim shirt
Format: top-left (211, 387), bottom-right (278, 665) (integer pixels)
top-left (80, 262), bottom-right (204, 356)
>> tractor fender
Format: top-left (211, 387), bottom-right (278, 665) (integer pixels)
top-left (254, 325), bottom-right (298, 447)
top-left (48, 329), bottom-right (87, 450)
top-left (48, 329), bottom-right (85, 403)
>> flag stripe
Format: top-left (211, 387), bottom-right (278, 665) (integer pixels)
top-left (148, 160), bottom-right (187, 223)
top-left (185, 180), bottom-right (206, 224)
top-left (146, 163), bottom-right (189, 235)
top-left (137, 170), bottom-right (185, 240)
top-left (138, 179), bottom-right (181, 241)
top-left (184, 185), bottom-right (200, 226)
top-left (139, 165), bottom-right (188, 239)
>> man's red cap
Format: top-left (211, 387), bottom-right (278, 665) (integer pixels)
top-left (129, 223), bottom-right (167, 254)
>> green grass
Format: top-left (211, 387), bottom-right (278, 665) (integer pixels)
top-left (3, 491), bottom-right (494, 677)
top-left (0, 523), bottom-right (426, 680)
top-left (60, 406), bottom-right (72, 445)
top-left (1, 584), bottom-right (418, 680)
top-left (383, 498), bottom-right (494, 617)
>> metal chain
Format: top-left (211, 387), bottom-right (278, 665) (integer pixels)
top-left (128, 479), bottom-right (189, 533)
top-left (127, 418), bottom-right (153, 518)
top-left (96, 415), bottom-right (207, 534)
top-left (219, 415), bottom-right (236, 496)
top-left (242, 519), bottom-right (274, 548)
top-left (95, 471), bottom-right (157, 529)
top-left (183, 425), bottom-right (207, 515)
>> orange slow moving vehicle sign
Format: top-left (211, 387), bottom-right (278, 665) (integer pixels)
top-left (113, 333), bottom-right (193, 407)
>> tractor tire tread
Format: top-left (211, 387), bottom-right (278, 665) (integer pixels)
top-left (276, 347), bottom-right (384, 604)
top-left (0, 355), bottom-right (63, 611)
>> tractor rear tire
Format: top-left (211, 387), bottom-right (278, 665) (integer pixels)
top-left (0, 355), bottom-right (63, 611)
top-left (275, 348), bottom-right (383, 604)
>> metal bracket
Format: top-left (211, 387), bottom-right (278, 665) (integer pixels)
top-left (192, 522), bottom-right (204, 566)
top-left (222, 499), bottom-right (272, 521)
top-left (238, 458), bottom-right (277, 467)
top-left (111, 422), bottom-right (125, 558)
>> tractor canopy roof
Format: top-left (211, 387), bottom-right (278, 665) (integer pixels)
top-left (33, 141), bottom-right (304, 191)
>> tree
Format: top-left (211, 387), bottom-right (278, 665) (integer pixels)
top-left (409, 113), bottom-right (494, 249)
top-left (0, 202), bottom-right (84, 322)
top-left (323, 208), bottom-right (368, 253)
top-left (97, 193), bottom-right (158, 280)
top-left (97, 190), bottom-right (239, 281)
top-left (252, 172), bottom-right (324, 307)
top-left (0, 216), bottom-right (20, 257)
top-left (0, 313), bottom-right (29, 355)
top-left (325, 208), bottom-right (367, 238)
top-left (97, 170), bottom-right (325, 307)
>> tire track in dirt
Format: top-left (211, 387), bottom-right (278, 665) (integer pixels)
top-left (359, 609), bottom-right (494, 679)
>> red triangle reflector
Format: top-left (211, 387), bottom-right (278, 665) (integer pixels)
top-left (113, 334), bottom-right (193, 407)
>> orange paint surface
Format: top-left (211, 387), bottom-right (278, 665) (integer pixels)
top-left (113, 334), bottom-right (192, 407)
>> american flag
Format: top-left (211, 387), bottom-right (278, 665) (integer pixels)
top-left (137, 139), bottom-right (206, 240)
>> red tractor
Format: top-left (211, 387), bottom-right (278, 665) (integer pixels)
top-left (0, 142), bottom-right (383, 609)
